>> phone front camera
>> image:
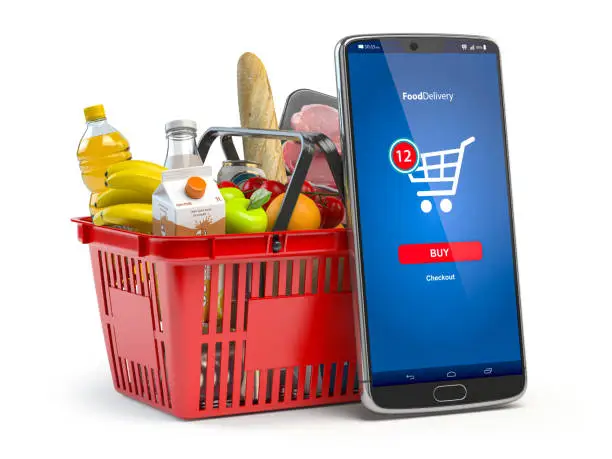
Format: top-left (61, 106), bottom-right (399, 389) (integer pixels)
top-left (410, 42), bottom-right (419, 51)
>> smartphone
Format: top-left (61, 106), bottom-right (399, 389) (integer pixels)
top-left (335, 35), bottom-right (526, 414)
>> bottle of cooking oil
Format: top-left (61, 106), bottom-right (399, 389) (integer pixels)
top-left (77, 105), bottom-right (132, 211)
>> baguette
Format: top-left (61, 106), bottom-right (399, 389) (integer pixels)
top-left (237, 52), bottom-right (287, 183)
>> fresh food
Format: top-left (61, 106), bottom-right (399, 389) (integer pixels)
top-left (105, 159), bottom-right (166, 177)
top-left (93, 203), bottom-right (153, 234)
top-left (283, 104), bottom-right (341, 189)
top-left (105, 168), bottom-right (163, 195)
top-left (218, 181), bottom-right (238, 189)
top-left (222, 187), bottom-right (270, 234)
top-left (266, 192), bottom-right (321, 231)
top-left (314, 195), bottom-right (345, 228)
top-left (237, 52), bottom-right (287, 183)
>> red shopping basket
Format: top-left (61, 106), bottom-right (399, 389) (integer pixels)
top-left (73, 127), bottom-right (360, 419)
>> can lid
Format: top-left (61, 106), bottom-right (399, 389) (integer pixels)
top-left (185, 176), bottom-right (207, 199)
top-left (165, 119), bottom-right (197, 132)
top-left (84, 104), bottom-right (106, 122)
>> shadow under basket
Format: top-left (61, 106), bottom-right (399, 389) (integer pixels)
top-left (73, 217), bottom-right (360, 419)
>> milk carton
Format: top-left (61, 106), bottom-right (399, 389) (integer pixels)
top-left (152, 166), bottom-right (225, 236)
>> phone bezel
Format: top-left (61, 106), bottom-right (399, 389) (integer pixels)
top-left (335, 34), bottom-right (527, 414)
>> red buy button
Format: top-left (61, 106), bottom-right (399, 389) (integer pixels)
top-left (398, 242), bottom-right (482, 264)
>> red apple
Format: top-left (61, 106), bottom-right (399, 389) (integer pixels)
top-left (218, 181), bottom-right (238, 189)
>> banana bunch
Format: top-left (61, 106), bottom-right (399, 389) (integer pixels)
top-left (92, 160), bottom-right (166, 234)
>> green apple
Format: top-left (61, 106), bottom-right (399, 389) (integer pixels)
top-left (220, 187), bottom-right (245, 201)
top-left (224, 188), bottom-right (271, 234)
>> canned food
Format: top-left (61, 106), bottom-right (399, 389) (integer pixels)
top-left (217, 160), bottom-right (265, 187)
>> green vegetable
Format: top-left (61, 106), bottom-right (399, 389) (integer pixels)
top-left (224, 188), bottom-right (271, 234)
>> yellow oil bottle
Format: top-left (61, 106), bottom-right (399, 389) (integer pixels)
top-left (77, 105), bottom-right (131, 201)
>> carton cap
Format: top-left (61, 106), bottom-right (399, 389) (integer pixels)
top-left (185, 176), bottom-right (207, 199)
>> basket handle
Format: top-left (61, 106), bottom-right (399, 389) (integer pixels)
top-left (197, 127), bottom-right (344, 233)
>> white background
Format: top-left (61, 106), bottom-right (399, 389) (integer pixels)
top-left (1, 0), bottom-right (609, 457)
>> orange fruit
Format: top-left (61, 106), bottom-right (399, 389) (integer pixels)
top-left (266, 193), bottom-right (321, 231)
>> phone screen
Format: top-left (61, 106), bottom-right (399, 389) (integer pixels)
top-left (345, 39), bottom-right (523, 388)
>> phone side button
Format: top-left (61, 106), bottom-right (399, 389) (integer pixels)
top-left (433, 384), bottom-right (467, 403)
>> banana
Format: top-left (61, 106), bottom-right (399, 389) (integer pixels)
top-left (105, 159), bottom-right (166, 178)
top-left (89, 192), bottom-right (101, 216)
top-left (95, 188), bottom-right (153, 208)
top-left (93, 203), bottom-right (153, 234)
top-left (105, 170), bottom-right (162, 195)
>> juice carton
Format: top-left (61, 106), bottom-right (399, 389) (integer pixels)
top-left (152, 166), bottom-right (225, 236)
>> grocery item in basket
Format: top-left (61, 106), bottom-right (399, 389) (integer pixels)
top-left (237, 52), bottom-right (287, 183)
top-left (77, 104), bottom-right (132, 214)
top-left (164, 119), bottom-right (203, 169)
top-left (222, 188), bottom-right (270, 234)
top-left (266, 192), bottom-right (320, 231)
top-left (93, 203), bottom-right (153, 234)
top-left (152, 166), bottom-right (225, 236)
top-left (314, 195), bottom-right (345, 229)
top-left (283, 104), bottom-right (341, 189)
top-left (217, 160), bottom-right (265, 188)
top-left (241, 177), bottom-right (285, 210)
top-left (105, 159), bottom-right (166, 178)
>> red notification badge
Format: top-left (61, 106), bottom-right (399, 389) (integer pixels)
top-left (390, 139), bottom-right (420, 173)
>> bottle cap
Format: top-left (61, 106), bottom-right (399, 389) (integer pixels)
top-left (185, 176), bottom-right (207, 199)
top-left (84, 104), bottom-right (106, 122)
top-left (165, 119), bottom-right (197, 133)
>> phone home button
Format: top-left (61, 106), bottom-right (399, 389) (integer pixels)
top-left (433, 384), bottom-right (467, 403)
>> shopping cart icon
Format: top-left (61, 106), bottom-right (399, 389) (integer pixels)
top-left (409, 136), bottom-right (475, 213)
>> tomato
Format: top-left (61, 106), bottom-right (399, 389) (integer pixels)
top-left (315, 195), bottom-right (345, 229)
top-left (240, 177), bottom-right (267, 198)
top-left (218, 181), bottom-right (238, 189)
top-left (301, 180), bottom-right (315, 194)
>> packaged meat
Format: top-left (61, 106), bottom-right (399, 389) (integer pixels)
top-left (281, 100), bottom-right (342, 189)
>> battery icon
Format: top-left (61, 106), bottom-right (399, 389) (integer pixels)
top-left (358, 44), bottom-right (364, 49)
top-left (483, 44), bottom-right (487, 51)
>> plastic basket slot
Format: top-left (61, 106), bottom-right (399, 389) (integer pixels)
top-left (150, 368), bottom-right (159, 404)
top-left (296, 260), bottom-right (306, 295)
top-left (202, 265), bottom-right (219, 335)
top-left (121, 359), bottom-right (132, 393)
top-left (232, 339), bottom-right (246, 406)
top-left (105, 324), bottom-right (120, 389)
top-left (160, 341), bottom-right (172, 408)
top-left (341, 256), bottom-right (351, 292)
top-left (322, 363), bottom-right (334, 397)
top-left (139, 260), bottom-right (150, 297)
top-left (118, 255), bottom-right (128, 292)
top-left (139, 364), bottom-right (152, 401)
top-left (148, 262), bottom-right (163, 332)
top-left (221, 264), bottom-right (234, 334)
top-left (304, 365), bottom-right (314, 399)
top-left (107, 253), bottom-right (116, 288)
top-left (264, 261), bottom-right (277, 297)
top-left (204, 341), bottom-right (217, 409)
top-left (235, 264), bottom-right (248, 332)
top-left (130, 361), bottom-right (140, 396)
top-left (96, 251), bottom-right (110, 316)
top-left (295, 366), bottom-right (306, 401)
top-left (103, 252), bottom-right (114, 289)
top-left (278, 260), bottom-right (289, 296)
top-left (200, 343), bottom-right (208, 408)
top-left (218, 341), bottom-right (231, 408)
top-left (305, 259), bottom-right (314, 294)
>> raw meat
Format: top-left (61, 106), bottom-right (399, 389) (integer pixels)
top-left (283, 104), bottom-right (341, 189)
